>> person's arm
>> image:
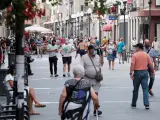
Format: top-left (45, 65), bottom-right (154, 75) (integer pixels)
top-left (148, 55), bottom-right (154, 74)
top-left (59, 87), bottom-right (67, 116)
top-left (8, 80), bottom-right (14, 88)
top-left (130, 54), bottom-right (135, 80)
top-left (99, 48), bottom-right (104, 66)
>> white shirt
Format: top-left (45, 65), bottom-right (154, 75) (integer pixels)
top-left (47, 44), bottom-right (58, 57)
top-left (5, 74), bottom-right (14, 91)
top-left (153, 41), bottom-right (159, 50)
top-left (61, 44), bottom-right (74, 57)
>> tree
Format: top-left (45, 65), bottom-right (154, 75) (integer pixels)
top-left (48, 0), bottom-right (62, 6)
top-left (84, 0), bottom-right (108, 16)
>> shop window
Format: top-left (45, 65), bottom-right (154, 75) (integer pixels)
top-left (156, 0), bottom-right (160, 6)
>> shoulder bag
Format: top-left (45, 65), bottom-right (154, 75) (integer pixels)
top-left (88, 55), bottom-right (103, 82)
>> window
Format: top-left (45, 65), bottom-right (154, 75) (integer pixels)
top-left (156, 0), bottom-right (160, 6)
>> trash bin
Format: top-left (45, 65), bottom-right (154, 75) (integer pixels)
top-left (8, 53), bottom-right (15, 67)
top-left (0, 69), bottom-right (8, 96)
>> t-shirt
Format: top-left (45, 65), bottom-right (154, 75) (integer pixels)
top-left (5, 74), bottom-right (14, 91)
top-left (64, 79), bottom-right (91, 89)
top-left (131, 51), bottom-right (152, 70)
top-left (36, 39), bottom-right (43, 46)
top-left (117, 42), bottom-right (125, 53)
top-left (153, 41), bottom-right (159, 50)
top-left (61, 44), bottom-right (73, 57)
top-left (81, 54), bottom-right (101, 79)
top-left (47, 44), bottom-right (58, 57)
top-left (144, 48), bottom-right (156, 62)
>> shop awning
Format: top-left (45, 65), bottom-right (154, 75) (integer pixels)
top-left (102, 24), bottom-right (112, 31)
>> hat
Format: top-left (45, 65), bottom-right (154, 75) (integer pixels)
top-left (88, 45), bottom-right (94, 50)
top-left (133, 43), bottom-right (144, 49)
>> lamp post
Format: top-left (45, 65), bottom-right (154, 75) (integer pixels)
top-left (76, 12), bottom-right (80, 38)
top-left (80, 12), bottom-right (84, 38)
top-left (87, 8), bottom-right (92, 37)
top-left (148, 0), bottom-right (152, 40)
top-left (120, 1), bottom-right (127, 44)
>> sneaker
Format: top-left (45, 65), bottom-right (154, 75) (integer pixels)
top-left (63, 74), bottom-right (66, 77)
top-left (55, 74), bottom-right (59, 77)
top-left (94, 110), bottom-right (102, 116)
top-left (131, 104), bottom-right (136, 108)
top-left (50, 74), bottom-right (53, 77)
top-left (68, 73), bottom-right (71, 77)
top-left (28, 73), bottom-right (34, 76)
top-left (149, 90), bottom-right (154, 96)
top-left (145, 105), bottom-right (149, 110)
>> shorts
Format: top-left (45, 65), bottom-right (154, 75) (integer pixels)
top-left (83, 76), bottom-right (101, 93)
top-left (62, 57), bottom-right (72, 64)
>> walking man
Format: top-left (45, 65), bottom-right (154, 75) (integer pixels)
top-left (144, 39), bottom-right (157, 96)
top-left (61, 41), bottom-right (74, 77)
top-left (130, 43), bottom-right (154, 109)
top-left (36, 37), bottom-right (43, 58)
top-left (81, 45), bottom-right (103, 116)
top-left (47, 39), bottom-right (59, 77)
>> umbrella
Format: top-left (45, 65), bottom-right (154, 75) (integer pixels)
top-left (25, 24), bottom-right (52, 33)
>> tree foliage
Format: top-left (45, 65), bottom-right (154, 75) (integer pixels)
top-left (84, 0), bottom-right (108, 16)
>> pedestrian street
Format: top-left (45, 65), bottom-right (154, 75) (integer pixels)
top-left (28, 53), bottom-right (160, 120)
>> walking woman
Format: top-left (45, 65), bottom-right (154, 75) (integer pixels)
top-left (106, 40), bottom-right (116, 70)
top-left (117, 38), bottom-right (125, 64)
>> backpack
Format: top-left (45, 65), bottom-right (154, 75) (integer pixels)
top-left (62, 79), bottom-right (91, 120)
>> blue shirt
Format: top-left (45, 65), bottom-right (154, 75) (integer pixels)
top-left (117, 42), bottom-right (125, 53)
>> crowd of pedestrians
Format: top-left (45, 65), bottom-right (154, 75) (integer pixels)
top-left (2, 33), bottom-right (160, 119)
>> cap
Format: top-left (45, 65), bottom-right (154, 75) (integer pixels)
top-left (133, 43), bottom-right (144, 49)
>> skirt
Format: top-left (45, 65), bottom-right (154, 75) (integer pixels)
top-left (107, 53), bottom-right (115, 61)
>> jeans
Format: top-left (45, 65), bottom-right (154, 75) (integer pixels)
top-left (132, 70), bottom-right (149, 106)
top-left (49, 56), bottom-right (58, 75)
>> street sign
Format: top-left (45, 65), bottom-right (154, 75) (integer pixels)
top-left (108, 15), bottom-right (117, 20)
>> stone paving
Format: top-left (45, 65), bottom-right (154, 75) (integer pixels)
top-left (1, 53), bottom-right (160, 120)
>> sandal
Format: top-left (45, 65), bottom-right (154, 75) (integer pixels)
top-left (35, 104), bottom-right (46, 108)
top-left (29, 111), bottom-right (40, 115)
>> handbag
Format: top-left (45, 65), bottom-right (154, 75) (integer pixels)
top-left (88, 55), bottom-right (103, 82)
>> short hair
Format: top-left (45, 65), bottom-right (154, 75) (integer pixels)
top-left (88, 45), bottom-right (94, 50)
top-left (73, 65), bottom-right (84, 77)
top-left (134, 43), bottom-right (144, 50)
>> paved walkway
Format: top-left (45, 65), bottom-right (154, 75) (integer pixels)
top-left (1, 53), bottom-right (160, 120)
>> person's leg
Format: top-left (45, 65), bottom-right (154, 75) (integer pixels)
top-left (67, 57), bottom-right (72, 75)
top-left (132, 71), bottom-right (141, 106)
top-left (28, 63), bottom-right (33, 75)
top-left (141, 71), bottom-right (149, 106)
top-left (112, 60), bottom-right (114, 70)
top-left (118, 53), bottom-right (121, 64)
top-left (108, 61), bottom-right (111, 69)
top-left (148, 72), bottom-right (155, 95)
top-left (37, 46), bottom-right (40, 57)
top-left (62, 57), bottom-right (67, 76)
top-left (53, 57), bottom-right (58, 76)
top-left (40, 46), bottom-right (43, 57)
top-left (29, 87), bottom-right (39, 104)
top-left (49, 57), bottom-right (53, 76)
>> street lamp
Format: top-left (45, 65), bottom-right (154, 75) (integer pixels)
top-left (71, 14), bottom-right (77, 37)
top-left (120, 0), bottom-right (127, 44)
top-left (87, 8), bottom-right (92, 37)
top-left (80, 11), bottom-right (84, 38)
top-left (148, 0), bottom-right (152, 40)
top-left (76, 12), bottom-right (80, 38)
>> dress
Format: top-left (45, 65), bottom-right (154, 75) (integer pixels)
top-left (107, 45), bottom-right (116, 61)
